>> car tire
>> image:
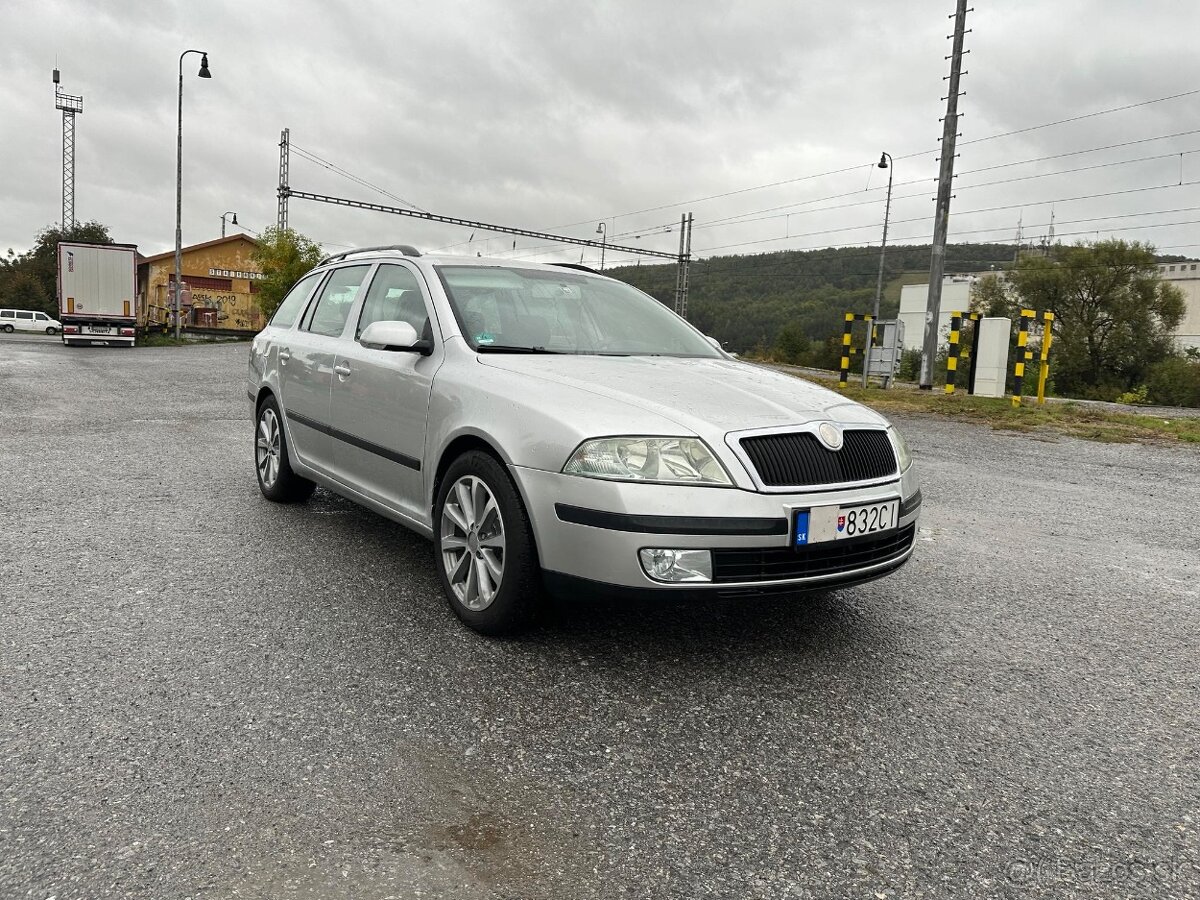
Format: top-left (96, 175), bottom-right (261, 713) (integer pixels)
top-left (434, 450), bottom-right (543, 635)
top-left (46, 327), bottom-right (57, 335)
top-left (254, 395), bottom-right (316, 503)
top-left (1, 324), bottom-right (12, 333)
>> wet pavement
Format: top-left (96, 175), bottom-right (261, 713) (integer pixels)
top-left (1, 334), bottom-right (1197, 898)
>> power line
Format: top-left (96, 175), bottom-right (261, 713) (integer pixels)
top-left (955, 128), bottom-right (1200, 176)
top-left (552, 88), bottom-right (1200, 227)
top-left (690, 144), bottom-right (1200, 235)
top-left (958, 88), bottom-right (1200, 149)
top-left (953, 148), bottom-right (1200, 194)
top-left (693, 180), bottom-right (1200, 254)
top-left (291, 143), bottom-right (427, 213)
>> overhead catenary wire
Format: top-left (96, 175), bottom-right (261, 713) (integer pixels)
top-left (693, 179), bottom-right (1200, 254)
top-left (546, 88), bottom-right (1200, 227)
top-left (690, 145), bottom-right (1200, 234)
top-left (291, 143), bottom-right (428, 213)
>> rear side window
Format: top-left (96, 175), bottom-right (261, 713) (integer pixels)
top-left (0, 311), bottom-right (13, 319)
top-left (269, 273), bottom-right (322, 329)
top-left (16, 311), bottom-right (33, 320)
top-left (303, 265), bottom-right (370, 338)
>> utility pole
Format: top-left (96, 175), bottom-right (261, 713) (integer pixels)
top-left (277, 127), bottom-right (290, 231)
top-left (52, 69), bottom-right (84, 231)
top-left (919, 0), bottom-right (971, 389)
top-left (673, 213), bottom-right (693, 319)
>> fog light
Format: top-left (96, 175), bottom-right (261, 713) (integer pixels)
top-left (638, 548), bottom-right (712, 583)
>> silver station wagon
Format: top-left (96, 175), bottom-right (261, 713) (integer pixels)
top-left (248, 246), bottom-right (920, 634)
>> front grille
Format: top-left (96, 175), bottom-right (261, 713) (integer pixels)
top-left (739, 429), bottom-right (897, 487)
top-left (711, 524), bottom-right (916, 584)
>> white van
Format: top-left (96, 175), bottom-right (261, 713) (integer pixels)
top-left (0, 309), bottom-right (63, 335)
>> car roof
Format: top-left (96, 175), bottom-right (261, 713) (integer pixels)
top-left (314, 249), bottom-right (604, 277)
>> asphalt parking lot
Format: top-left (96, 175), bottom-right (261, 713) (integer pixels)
top-left (1, 332), bottom-right (1197, 899)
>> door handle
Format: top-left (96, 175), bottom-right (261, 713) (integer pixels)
top-left (279, 348), bottom-right (291, 364)
top-left (334, 363), bottom-right (352, 378)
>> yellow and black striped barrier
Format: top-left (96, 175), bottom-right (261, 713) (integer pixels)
top-left (838, 312), bottom-right (873, 389)
top-left (944, 311), bottom-right (984, 394)
top-left (1011, 309), bottom-right (1037, 407)
top-left (945, 312), bottom-right (963, 394)
top-left (1036, 311), bottom-right (1055, 405)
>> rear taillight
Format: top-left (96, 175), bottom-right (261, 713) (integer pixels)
top-left (64, 325), bottom-right (79, 334)
top-left (119, 328), bottom-right (135, 336)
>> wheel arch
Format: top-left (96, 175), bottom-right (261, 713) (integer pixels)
top-left (254, 385), bottom-right (276, 411)
top-left (431, 433), bottom-right (510, 518)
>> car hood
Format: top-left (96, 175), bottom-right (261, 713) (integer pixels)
top-left (475, 354), bottom-right (887, 436)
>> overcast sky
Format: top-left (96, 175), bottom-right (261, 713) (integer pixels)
top-left (3, 0), bottom-right (1200, 272)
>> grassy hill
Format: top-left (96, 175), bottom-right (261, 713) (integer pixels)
top-left (606, 242), bottom-right (1019, 355)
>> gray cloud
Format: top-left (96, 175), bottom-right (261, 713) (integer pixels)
top-left (2, 0), bottom-right (1199, 267)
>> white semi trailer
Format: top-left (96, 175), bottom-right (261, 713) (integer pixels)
top-left (57, 242), bottom-right (138, 347)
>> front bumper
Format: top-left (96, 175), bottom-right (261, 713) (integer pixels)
top-left (512, 465), bottom-right (921, 593)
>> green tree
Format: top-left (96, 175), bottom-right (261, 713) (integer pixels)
top-left (0, 269), bottom-right (52, 317)
top-left (969, 272), bottom-right (1011, 316)
top-left (251, 227), bottom-right (324, 318)
top-left (773, 322), bottom-right (810, 363)
top-left (1006, 241), bottom-right (1185, 397)
top-left (0, 221), bottom-right (114, 315)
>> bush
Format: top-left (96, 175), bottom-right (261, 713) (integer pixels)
top-left (773, 322), bottom-right (810, 364)
top-left (1146, 357), bottom-right (1200, 408)
top-left (1116, 384), bottom-right (1150, 406)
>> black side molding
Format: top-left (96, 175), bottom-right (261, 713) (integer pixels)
top-left (555, 503), bottom-right (788, 536)
top-left (285, 408), bottom-right (421, 471)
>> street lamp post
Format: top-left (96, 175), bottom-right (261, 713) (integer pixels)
top-left (221, 210), bottom-right (238, 238)
top-left (174, 49), bottom-right (211, 340)
top-left (863, 152), bottom-right (894, 388)
top-left (595, 222), bottom-right (606, 270)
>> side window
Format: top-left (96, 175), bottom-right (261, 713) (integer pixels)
top-left (34, 313), bottom-right (49, 321)
top-left (356, 264), bottom-right (430, 340)
top-left (16, 311), bottom-right (33, 320)
top-left (0, 311), bottom-right (12, 319)
top-left (304, 265), bottom-right (370, 338)
top-left (269, 272), bottom-right (321, 329)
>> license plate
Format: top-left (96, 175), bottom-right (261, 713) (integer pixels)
top-left (88, 325), bottom-right (111, 334)
top-left (794, 499), bottom-right (899, 547)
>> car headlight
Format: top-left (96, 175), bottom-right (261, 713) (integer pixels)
top-left (563, 437), bottom-right (732, 485)
top-left (888, 425), bottom-right (913, 472)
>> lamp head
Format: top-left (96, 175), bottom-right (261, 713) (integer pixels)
top-left (878, 153), bottom-right (889, 169)
top-left (231, 213), bottom-right (238, 225)
top-left (596, 222), bottom-right (605, 235)
top-left (198, 53), bottom-right (212, 78)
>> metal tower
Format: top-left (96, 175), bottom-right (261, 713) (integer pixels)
top-left (277, 127), bottom-right (290, 230)
top-left (52, 69), bottom-right (84, 230)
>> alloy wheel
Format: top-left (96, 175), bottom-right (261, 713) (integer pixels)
top-left (440, 475), bottom-right (506, 611)
top-left (256, 407), bottom-right (281, 488)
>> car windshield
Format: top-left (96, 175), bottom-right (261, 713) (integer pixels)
top-left (435, 265), bottom-right (721, 357)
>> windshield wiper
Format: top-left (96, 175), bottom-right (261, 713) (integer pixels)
top-left (475, 344), bottom-right (564, 354)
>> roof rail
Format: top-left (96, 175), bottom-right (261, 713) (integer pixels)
top-left (548, 262), bottom-right (599, 275)
top-left (317, 244), bottom-right (421, 266)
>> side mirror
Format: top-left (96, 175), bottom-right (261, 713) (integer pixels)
top-left (359, 320), bottom-right (431, 354)
top-left (705, 335), bottom-right (725, 353)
